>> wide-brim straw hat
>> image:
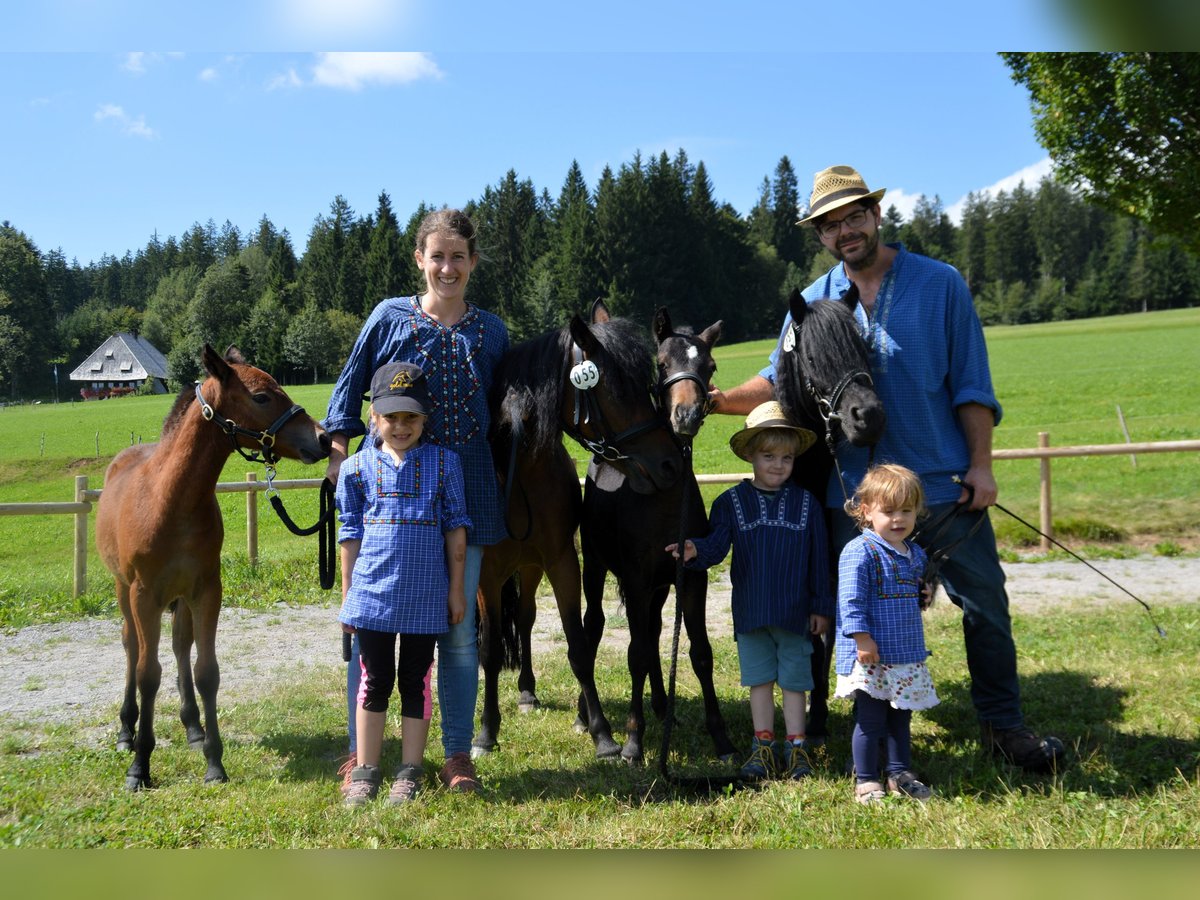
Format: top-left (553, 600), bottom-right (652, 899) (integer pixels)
top-left (728, 401), bottom-right (817, 461)
top-left (796, 165), bottom-right (887, 225)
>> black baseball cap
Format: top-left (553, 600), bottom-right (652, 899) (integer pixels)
top-left (370, 361), bottom-right (430, 416)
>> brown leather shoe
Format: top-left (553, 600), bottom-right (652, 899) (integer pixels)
top-left (439, 751), bottom-right (482, 793)
top-left (981, 722), bottom-right (1066, 773)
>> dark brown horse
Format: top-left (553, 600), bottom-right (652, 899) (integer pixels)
top-left (95, 346), bottom-right (330, 790)
top-left (473, 301), bottom-right (680, 760)
top-left (578, 307), bottom-right (736, 765)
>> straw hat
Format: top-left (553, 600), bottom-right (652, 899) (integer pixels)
top-left (728, 401), bottom-right (817, 461)
top-left (796, 165), bottom-right (887, 225)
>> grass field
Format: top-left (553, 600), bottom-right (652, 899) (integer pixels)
top-left (2, 307), bottom-right (1197, 624)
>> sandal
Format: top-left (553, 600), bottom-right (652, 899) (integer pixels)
top-left (854, 780), bottom-right (886, 805)
top-left (887, 770), bottom-right (933, 802)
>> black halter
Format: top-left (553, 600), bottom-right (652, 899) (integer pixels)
top-left (659, 368), bottom-right (714, 416)
top-left (193, 382), bottom-right (305, 467)
top-left (564, 342), bottom-right (668, 462)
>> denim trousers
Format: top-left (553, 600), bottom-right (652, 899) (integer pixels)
top-left (832, 505), bottom-right (1024, 730)
top-left (347, 544), bottom-right (484, 757)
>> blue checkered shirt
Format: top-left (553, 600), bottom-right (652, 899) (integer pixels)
top-left (337, 442), bottom-right (472, 635)
top-left (761, 244), bottom-right (1002, 506)
top-left (687, 480), bottom-right (833, 635)
top-left (324, 296), bottom-right (509, 545)
top-left (835, 530), bottom-right (930, 674)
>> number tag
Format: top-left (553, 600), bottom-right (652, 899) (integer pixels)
top-left (569, 360), bottom-right (600, 390)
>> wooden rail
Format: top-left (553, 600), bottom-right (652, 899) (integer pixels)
top-left (1, 434), bottom-right (1197, 598)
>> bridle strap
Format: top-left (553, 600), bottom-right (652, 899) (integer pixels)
top-left (659, 369), bottom-right (714, 416)
top-left (564, 342), bottom-right (670, 462)
top-left (194, 381), bottom-right (305, 466)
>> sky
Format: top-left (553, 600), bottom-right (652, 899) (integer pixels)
top-left (1, 2), bottom-right (1097, 268)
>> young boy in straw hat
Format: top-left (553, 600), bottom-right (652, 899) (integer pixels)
top-left (667, 401), bottom-right (832, 782)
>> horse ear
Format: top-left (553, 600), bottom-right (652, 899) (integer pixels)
top-left (788, 288), bottom-right (809, 325)
top-left (652, 306), bottom-right (672, 343)
top-left (569, 314), bottom-right (600, 355)
top-left (202, 344), bottom-right (234, 383)
top-left (223, 345), bottom-right (247, 365)
top-left (699, 319), bottom-right (723, 349)
top-left (841, 282), bottom-right (861, 312)
top-left (589, 297), bottom-right (610, 325)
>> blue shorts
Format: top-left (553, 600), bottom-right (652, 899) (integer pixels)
top-left (736, 626), bottom-right (814, 692)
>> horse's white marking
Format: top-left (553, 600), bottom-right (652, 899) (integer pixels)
top-left (686, 345), bottom-right (699, 360)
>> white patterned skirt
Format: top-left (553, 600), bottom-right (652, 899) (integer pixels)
top-left (835, 661), bottom-right (940, 710)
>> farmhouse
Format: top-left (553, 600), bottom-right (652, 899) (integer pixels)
top-left (69, 333), bottom-right (170, 399)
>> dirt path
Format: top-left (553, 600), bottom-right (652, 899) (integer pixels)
top-left (2, 556), bottom-right (1196, 735)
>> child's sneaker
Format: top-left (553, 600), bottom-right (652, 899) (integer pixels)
top-left (387, 763), bottom-right (423, 805)
top-left (783, 738), bottom-right (814, 780)
top-left (739, 736), bottom-right (777, 781)
top-left (343, 764), bottom-right (382, 806)
top-left (886, 769), bottom-right (933, 802)
top-left (854, 779), bottom-right (887, 805)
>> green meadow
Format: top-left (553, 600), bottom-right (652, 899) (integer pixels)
top-left (1, 307), bottom-right (1198, 626)
top-left (1, 309), bottom-right (1199, 849)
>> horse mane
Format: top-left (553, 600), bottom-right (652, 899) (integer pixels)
top-left (776, 299), bottom-right (870, 429)
top-left (161, 382), bottom-right (198, 437)
top-left (492, 316), bottom-right (655, 457)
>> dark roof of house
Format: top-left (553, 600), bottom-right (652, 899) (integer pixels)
top-left (68, 333), bottom-right (170, 382)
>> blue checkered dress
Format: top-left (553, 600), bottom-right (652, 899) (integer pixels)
top-left (337, 442), bottom-right (472, 635)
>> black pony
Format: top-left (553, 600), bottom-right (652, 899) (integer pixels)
top-left (773, 286), bottom-right (885, 740)
top-left (578, 306), bottom-right (736, 765)
top-left (474, 301), bottom-right (680, 760)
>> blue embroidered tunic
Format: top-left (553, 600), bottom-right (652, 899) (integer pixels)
top-left (324, 295), bottom-right (509, 545)
top-left (835, 530), bottom-right (930, 675)
top-left (336, 442), bottom-right (472, 635)
top-left (686, 480), bottom-right (833, 635)
top-left (761, 244), bottom-right (1002, 507)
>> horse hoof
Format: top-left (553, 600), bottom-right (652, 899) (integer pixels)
top-left (620, 747), bottom-right (644, 767)
top-left (204, 769), bottom-right (229, 785)
top-left (188, 737), bottom-right (206, 751)
top-left (517, 692), bottom-right (540, 713)
top-left (116, 739), bottom-right (134, 752)
top-left (470, 744), bottom-right (494, 760)
top-left (572, 717), bottom-right (588, 734)
top-left (124, 775), bottom-right (150, 792)
top-left (595, 739), bottom-right (622, 760)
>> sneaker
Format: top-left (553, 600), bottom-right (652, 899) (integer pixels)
top-left (343, 764), bottom-right (382, 807)
top-left (783, 739), bottom-right (814, 780)
top-left (739, 736), bottom-right (776, 782)
top-left (336, 754), bottom-right (356, 797)
top-left (439, 751), bottom-right (482, 793)
top-left (387, 763), bottom-right (423, 805)
top-left (886, 769), bottom-right (933, 802)
top-left (854, 780), bottom-right (887, 805)
top-left (981, 722), bottom-right (1066, 773)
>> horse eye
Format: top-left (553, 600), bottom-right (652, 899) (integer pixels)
top-left (252, 392), bottom-right (271, 404)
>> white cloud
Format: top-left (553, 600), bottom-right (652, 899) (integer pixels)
top-left (311, 52), bottom-right (441, 90)
top-left (947, 158), bottom-right (1055, 222)
top-left (121, 51), bottom-right (183, 75)
top-left (273, 0), bottom-right (410, 40)
top-left (94, 104), bottom-right (158, 139)
top-left (267, 67), bottom-right (304, 91)
top-left (199, 67), bottom-right (219, 82)
top-left (879, 187), bottom-right (923, 224)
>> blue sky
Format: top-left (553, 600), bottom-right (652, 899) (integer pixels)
top-left (2, 3), bottom-right (1090, 267)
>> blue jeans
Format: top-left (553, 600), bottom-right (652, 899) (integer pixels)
top-left (347, 544), bottom-right (483, 757)
top-left (832, 506), bottom-right (1023, 730)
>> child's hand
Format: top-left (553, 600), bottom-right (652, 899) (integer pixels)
top-left (918, 578), bottom-right (937, 611)
top-left (809, 613), bottom-right (830, 636)
top-left (665, 540), bottom-right (697, 562)
top-left (340, 622), bottom-right (356, 634)
top-left (853, 633), bottom-right (879, 665)
top-left (448, 590), bottom-right (466, 626)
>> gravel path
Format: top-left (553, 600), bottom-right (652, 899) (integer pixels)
top-left (2, 556), bottom-right (1196, 736)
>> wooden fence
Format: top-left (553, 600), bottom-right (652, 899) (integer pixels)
top-left (2, 434), bottom-right (1198, 598)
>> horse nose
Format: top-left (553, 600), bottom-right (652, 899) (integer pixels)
top-left (657, 453), bottom-right (680, 487)
top-left (319, 431), bottom-right (333, 454)
top-left (671, 405), bottom-right (703, 437)
top-left (847, 402), bottom-right (887, 442)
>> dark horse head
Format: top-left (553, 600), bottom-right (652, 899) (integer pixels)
top-left (776, 287), bottom-right (885, 451)
top-left (489, 299), bottom-right (680, 495)
top-left (653, 307), bottom-right (722, 439)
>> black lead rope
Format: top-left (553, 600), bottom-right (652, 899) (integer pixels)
top-left (268, 477), bottom-right (336, 590)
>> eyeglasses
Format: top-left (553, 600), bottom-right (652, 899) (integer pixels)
top-left (815, 208), bottom-right (870, 240)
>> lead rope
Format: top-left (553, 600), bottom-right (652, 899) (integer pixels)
top-left (264, 463), bottom-right (336, 590)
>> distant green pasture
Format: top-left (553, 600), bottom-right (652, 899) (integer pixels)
top-left (1, 308), bottom-right (1197, 624)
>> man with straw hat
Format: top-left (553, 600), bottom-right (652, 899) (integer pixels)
top-left (711, 165), bottom-right (1065, 774)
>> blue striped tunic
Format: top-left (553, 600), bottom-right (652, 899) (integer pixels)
top-left (761, 244), bottom-right (1002, 507)
top-left (687, 480), bottom-right (833, 635)
top-left (336, 442), bottom-right (472, 635)
top-left (835, 530), bottom-right (930, 675)
top-left (324, 296), bottom-right (509, 545)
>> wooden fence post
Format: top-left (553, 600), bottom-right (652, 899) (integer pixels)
top-left (246, 472), bottom-right (259, 567)
top-left (73, 475), bottom-right (89, 599)
top-left (1038, 432), bottom-right (1052, 552)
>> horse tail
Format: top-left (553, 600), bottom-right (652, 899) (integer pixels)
top-left (498, 572), bottom-right (522, 671)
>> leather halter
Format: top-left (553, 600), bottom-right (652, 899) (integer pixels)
top-left (193, 382), bottom-right (305, 467)
top-left (564, 342), bottom-right (667, 462)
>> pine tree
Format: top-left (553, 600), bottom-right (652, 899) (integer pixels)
top-left (364, 191), bottom-right (406, 313)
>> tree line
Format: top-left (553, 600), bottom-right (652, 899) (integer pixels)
top-left (2, 150), bottom-right (1199, 400)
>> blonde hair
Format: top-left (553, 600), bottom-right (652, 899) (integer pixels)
top-left (742, 427), bottom-right (806, 459)
top-left (845, 463), bottom-right (926, 528)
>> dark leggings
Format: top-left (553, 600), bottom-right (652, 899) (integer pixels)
top-left (852, 691), bottom-right (913, 781)
top-left (356, 629), bottom-right (437, 719)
